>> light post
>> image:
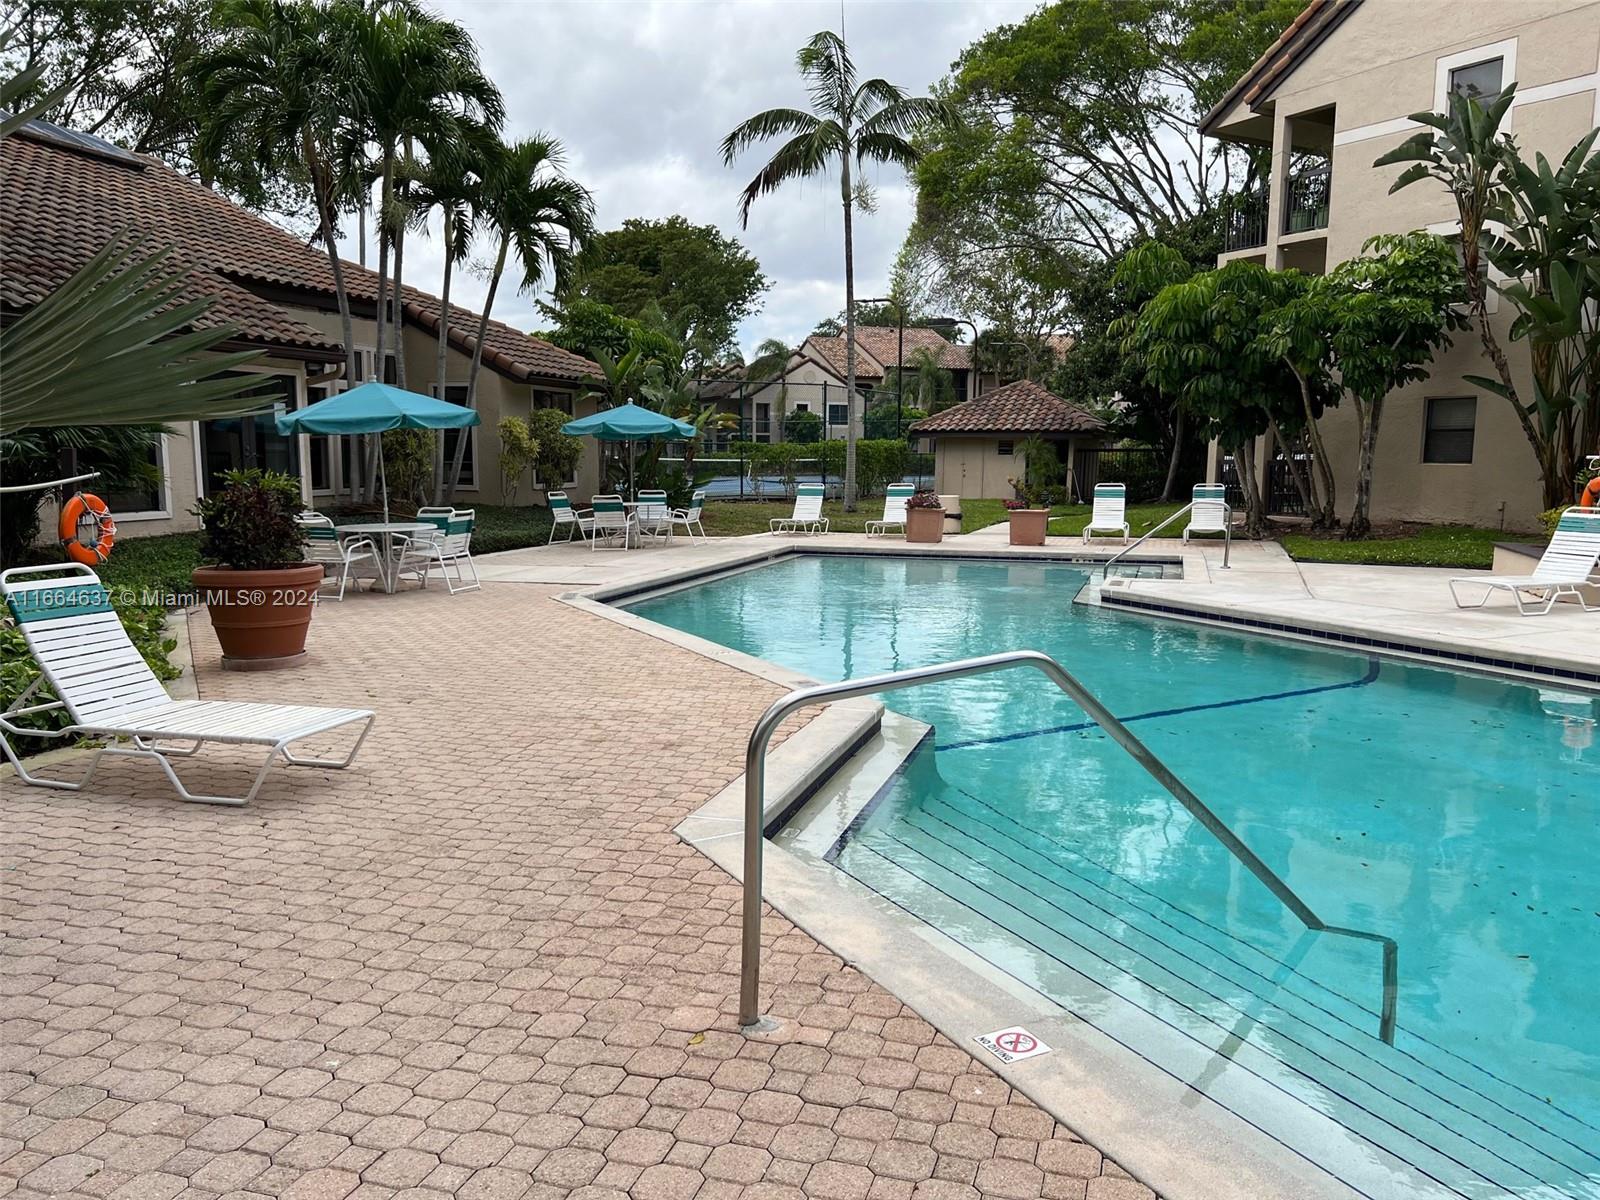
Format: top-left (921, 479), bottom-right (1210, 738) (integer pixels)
top-left (860, 296), bottom-right (905, 436)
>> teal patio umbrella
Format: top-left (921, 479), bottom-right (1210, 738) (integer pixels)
top-left (562, 402), bottom-right (696, 500)
top-left (276, 381), bottom-right (480, 521)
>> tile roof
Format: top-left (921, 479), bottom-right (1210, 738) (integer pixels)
top-left (802, 335), bottom-right (885, 380)
top-left (853, 325), bottom-right (973, 370)
top-left (1, 121), bottom-right (593, 381)
top-left (909, 378), bottom-right (1107, 437)
top-left (1199, 0), bottom-right (1360, 134)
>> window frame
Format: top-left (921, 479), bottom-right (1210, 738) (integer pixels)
top-left (434, 381), bottom-right (478, 489)
top-left (826, 402), bottom-right (849, 429)
top-left (100, 432), bottom-right (174, 522)
top-left (1421, 395), bottom-right (1477, 465)
top-left (1433, 39), bottom-right (1517, 124)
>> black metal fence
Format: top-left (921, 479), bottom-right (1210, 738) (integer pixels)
top-left (1073, 446), bottom-right (1167, 502)
top-left (1283, 164), bottom-right (1331, 235)
top-left (668, 378), bottom-right (935, 500)
top-left (1220, 454), bottom-right (1311, 515)
top-left (1224, 188), bottom-right (1269, 252)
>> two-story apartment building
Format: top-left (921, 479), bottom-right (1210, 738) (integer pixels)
top-left (2, 117), bottom-right (603, 539)
top-left (1201, 0), bottom-right (1600, 529)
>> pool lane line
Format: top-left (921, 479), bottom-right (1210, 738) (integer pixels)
top-left (848, 837), bottom-right (1516, 1199)
top-left (893, 810), bottom-right (1600, 1177)
top-left (937, 778), bottom-right (1600, 1148)
top-left (934, 656), bottom-right (1382, 752)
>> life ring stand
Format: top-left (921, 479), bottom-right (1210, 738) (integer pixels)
top-left (1580, 474), bottom-right (1600, 510)
top-left (59, 492), bottom-right (117, 565)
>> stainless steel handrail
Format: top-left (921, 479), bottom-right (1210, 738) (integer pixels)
top-left (1100, 500), bottom-right (1231, 573)
top-left (738, 650), bottom-right (1397, 1044)
top-left (0, 471), bottom-right (101, 495)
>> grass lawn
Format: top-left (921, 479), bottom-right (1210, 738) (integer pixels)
top-left (959, 499), bottom-right (1186, 537)
top-left (1280, 523), bottom-right (1509, 569)
top-left (700, 500), bottom-right (880, 536)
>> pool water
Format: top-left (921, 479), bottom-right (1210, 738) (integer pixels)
top-left (627, 555), bottom-right (1600, 1200)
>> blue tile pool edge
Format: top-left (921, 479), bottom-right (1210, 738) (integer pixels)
top-left (1099, 591), bottom-right (1600, 691)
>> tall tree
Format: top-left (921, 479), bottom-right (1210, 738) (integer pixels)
top-left (721, 30), bottom-right (949, 510)
top-left (563, 216), bottom-right (769, 359)
top-left (448, 134), bottom-right (594, 500)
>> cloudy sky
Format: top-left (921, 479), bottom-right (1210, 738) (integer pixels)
top-left (338, 0), bottom-right (1034, 357)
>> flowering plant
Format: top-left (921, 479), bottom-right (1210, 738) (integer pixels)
top-left (906, 491), bottom-right (944, 510)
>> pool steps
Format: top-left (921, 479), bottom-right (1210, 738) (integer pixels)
top-left (834, 786), bottom-right (1599, 1200)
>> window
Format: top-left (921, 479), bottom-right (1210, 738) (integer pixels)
top-left (200, 373), bottom-right (299, 495)
top-left (1424, 397), bottom-right (1476, 463)
top-left (997, 440), bottom-right (1015, 456)
top-left (1449, 57), bottom-right (1503, 101)
top-left (754, 401), bottom-right (772, 441)
top-left (827, 403), bottom-right (849, 428)
top-left (533, 389), bottom-right (573, 415)
top-left (99, 437), bottom-right (167, 517)
top-left (307, 385), bottom-right (334, 492)
top-left (437, 384), bottom-right (475, 487)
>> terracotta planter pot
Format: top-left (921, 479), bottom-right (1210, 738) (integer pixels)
top-left (905, 506), bottom-right (945, 544)
top-left (192, 564), bottom-right (323, 671)
top-left (1008, 508), bottom-right (1049, 546)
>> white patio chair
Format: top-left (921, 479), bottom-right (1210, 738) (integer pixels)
top-left (298, 511), bottom-right (381, 601)
top-left (771, 484), bottom-right (829, 535)
top-left (865, 484), bottom-right (915, 538)
top-left (547, 492), bottom-right (594, 544)
top-left (394, 507), bottom-right (480, 593)
top-left (1183, 484), bottom-right (1231, 542)
top-left (670, 490), bottom-right (708, 541)
top-left (1081, 484), bottom-right (1130, 544)
top-left (589, 495), bottom-right (634, 551)
top-left (1449, 508), bottom-right (1600, 616)
top-left (0, 564), bottom-right (375, 806)
top-left (634, 489), bottom-right (674, 543)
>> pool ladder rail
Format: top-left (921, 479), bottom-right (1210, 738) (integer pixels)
top-left (1099, 500), bottom-right (1232, 574)
top-left (737, 649), bottom-right (1397, 1046)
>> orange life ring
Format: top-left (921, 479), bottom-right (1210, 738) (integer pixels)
top-left (1581, 475), bottom-right (1600, 509)
top-left (59, 492), bottom-right (116, 565)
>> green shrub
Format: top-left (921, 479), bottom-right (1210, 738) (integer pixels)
top-left (526, 408), bottom-right (583, 491)
top-left (192, 469), bottom-right (305, 570)
top-left (1539, 508), bottom-right (1565, 538)
top-left (784, 409), bottom-right (823, 443)
top-left (1, 601), bottom-right (179, 743)
top-left (381, 428), bottom-right (435, 507)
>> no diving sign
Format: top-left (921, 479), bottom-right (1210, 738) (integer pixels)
top-left (975, 1026), bottom-right (1052, 1064)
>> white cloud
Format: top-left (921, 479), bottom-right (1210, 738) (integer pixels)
top-left (337, 0), bottom-right (1033, 358)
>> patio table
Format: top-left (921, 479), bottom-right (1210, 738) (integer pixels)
top-left (335, 521), bottom-right (434, 593)
top-left (623, 501), bottom-right (672, 546)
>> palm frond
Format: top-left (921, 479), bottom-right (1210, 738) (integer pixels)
top-left (720, 108), bottom-right (822, 165)
top-left (855, 130), bottom-right (920, 172)
top-left (858, 93), bottom-right (955, 141)
top-left (796, 30), bottom-right (854, 121)
top-left (735, 126), bottom-right (840, 228)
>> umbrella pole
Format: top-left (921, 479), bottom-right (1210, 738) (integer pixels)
top-left (379, 437), bottom-right (390, 523)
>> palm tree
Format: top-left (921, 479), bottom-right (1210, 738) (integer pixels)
top-left (196, 0), bottom-right (365, 387)
top-left (746, 337), bottom-right (797, 439)
top-left (445, 134), bottom-right (594, 500)
top-left (721, 30), bottom-right (948, 510)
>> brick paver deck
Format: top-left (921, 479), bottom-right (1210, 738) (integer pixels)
top-left (0, 584), bottom-right (1157, 1200)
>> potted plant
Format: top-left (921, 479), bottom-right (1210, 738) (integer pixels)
top-left (904, 491), bottom-right (945, 544)
top-left (191, 469), bottom-right (322, 670)
top-left (1005, 481), bottom-right (1049, 546)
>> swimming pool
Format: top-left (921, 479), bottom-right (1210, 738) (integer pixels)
top-left (626, 554), bottom-right (1599, 1200)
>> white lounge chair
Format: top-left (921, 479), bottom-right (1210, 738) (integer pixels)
top-left (0, 564), bottom-right (375, 806)
top-left (771, 484), bottom-right (829, 535)
top-left (670, 490), bottom-right (708, 541)
top-left (589, 495), bottom-right (634, 550)
top-left (1183, 484), bottom-right (1231, 542)
top-left (634, 489), bottom-right (674, 543)
top-left (865, 484), bottom-right (915, 538)
top-left (547, 492), bottom-right (593, 543)
top-left (394, 507), bottom-right (480, 593)
top-left (1082, 484), bottom-right (1129, 544)
top-left (1449, 508), bottom-right (1600, 616)
top-left (298, 512), bottom-right (382, 601)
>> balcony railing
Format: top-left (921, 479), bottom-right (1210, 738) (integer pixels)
top-left (1224, 188), bottom-right (1268, 252)
top-left (1283, 165), bottom-right (1330, 235)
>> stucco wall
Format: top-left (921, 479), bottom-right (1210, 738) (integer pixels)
top-left (1208, 0), bottom-right (1600, 529)
top-left (932, 437), bottom-right (1023, 499)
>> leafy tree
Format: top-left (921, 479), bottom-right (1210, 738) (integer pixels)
top-left (809, 300), bottom-right (935, 337)
top-left (578, 345), bottom-right (645, 411)
top-left (865, 398), bottom-right (926, 440)
top-left (784, 409), bottom-right (824, 444)
top-left (495, 416), bottom-right (540, 506)
top-left (909, 0), bottom-right (1298, 263)
top-left (565, 216), bottom-right (769, 358)
top-left (451, 133), bottom-right (594, 499)
top-left (722, 29), bottom-right (951, 510)
top-left (525, 407), bottom-right (584, 493)
top-left (1376, 86), bottom-right (1600, 508)
top-left (539, 297), bottom-right (640, 363)
top-left (882, 346), bottom-right (957, 413)
top-left (1320, 233), bottom-right (1465, 537)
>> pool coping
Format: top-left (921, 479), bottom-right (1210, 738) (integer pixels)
top-left (560, 547), bottom-right (1587, 1200)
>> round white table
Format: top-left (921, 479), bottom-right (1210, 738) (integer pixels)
top-left (335, 521), bottom-right (433, 593)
